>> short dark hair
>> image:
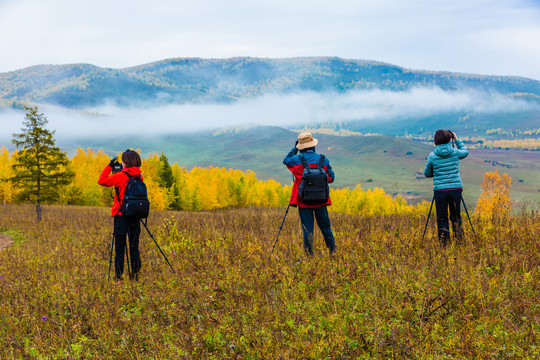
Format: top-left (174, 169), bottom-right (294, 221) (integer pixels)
top-left (434, 130), bottom-right (452, 145)
top-left (122, 150), bottom-right (141, 168)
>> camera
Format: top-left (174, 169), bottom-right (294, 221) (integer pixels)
top-left (447, 130), bottom-right (456, 147)
top-left (111, 161), bottom-right (123, 173)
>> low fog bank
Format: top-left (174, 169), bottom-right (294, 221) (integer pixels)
top-left (1, 87), bottom-right (537, 149)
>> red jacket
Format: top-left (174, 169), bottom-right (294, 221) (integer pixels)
top-left (98, 165), bottom-right (143, 216)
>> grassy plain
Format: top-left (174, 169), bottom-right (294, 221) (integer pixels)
top-left (0, 204), bottom-right (538, 359)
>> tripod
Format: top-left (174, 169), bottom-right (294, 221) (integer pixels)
top-left (269, 203), bottom-right (292, 257)
top-left (269, 175), bottom-right (296, 258)
top-left (106, 231), bottom-right (134, 281)
top-left (421, 193), bottom-right (476, 241)
top-left (108, 217), bottom-right (175, 280)
top-left (140, 218), bottom-right (175, 273)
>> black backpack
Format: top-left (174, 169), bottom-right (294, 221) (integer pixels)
top-left (117, 173), bottom-right (150, 218)
top-left (298, 154), bottom-right (329, 205)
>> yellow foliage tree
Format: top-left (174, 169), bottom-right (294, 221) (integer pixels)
top-left (59, 148), bottom-right (112, 206)
top-left (141, 153), bottom-right (167, 211)
top-left (476, 170), bottom-right (512, 221)
top-left (0, 146), bottom-right (16, 204)
top-left (329, 184), bottom-right (411, 216)
top-left (0, 146), bottom-right (416, 215)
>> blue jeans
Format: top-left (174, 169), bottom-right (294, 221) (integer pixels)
top-left (298, 206), bottom-right (336, 255)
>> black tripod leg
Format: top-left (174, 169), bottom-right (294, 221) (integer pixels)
top-left (140, 219), bottom-right (175, 273)
top-left (108, 233), bottom-right (115, 281)
top-left (125, 240), bottom-right (132, 279)
top-left (421, 195), bottom-right (435, 241)
top-left (270, 203), bottom-right (291, 257)
top-left (126, 223), bottom-right (134, 278)
top-left (461, 195), bottom-right (477, 238)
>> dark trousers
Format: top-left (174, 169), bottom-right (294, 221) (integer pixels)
top-left (114, 215), bottom-right (141, 279)
top-left (298, 206), bottom-right (336, 255)
top-left (434, 189), bottom-right (464, 246)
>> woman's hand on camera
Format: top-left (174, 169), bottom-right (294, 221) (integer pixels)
top-left (451, 132), bottom-right (457, 140)
top-left (108, 156), bottom-right (118, 167)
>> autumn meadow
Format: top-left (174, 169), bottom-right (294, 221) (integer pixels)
top-left (0, 148), bottom-right (539, 358)
top-left (1, 109), bottom-right (539, 358)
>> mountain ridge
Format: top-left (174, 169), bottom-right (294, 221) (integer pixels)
top-left (7, 56), bottom-right (540, 81)
top-left (1, 57), bottom-right (539, 111)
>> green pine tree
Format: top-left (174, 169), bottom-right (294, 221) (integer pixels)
top-left (169, 181), bottom-right (181, 211)
top-left (157, 152), bottom-right (175, 188)
top-left (10, 106), bottom-right (74, 221)
top-left (157, 152), bottom-right (182, 210)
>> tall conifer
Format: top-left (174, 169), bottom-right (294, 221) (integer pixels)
top-left (157, 152), bottom-right (182, 210)
top-left (11, 106), bottom-right (73, 221)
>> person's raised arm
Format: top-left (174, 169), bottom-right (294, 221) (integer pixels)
top-left (452, 132), bottom-right (468, 159)
top-left (283, 140), bottom-right (299, 165)
top-left (98, 157), bottom-right (123, 187)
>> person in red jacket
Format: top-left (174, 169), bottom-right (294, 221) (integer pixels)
top-left (98, 150), bottom-right (143, 280)
top-left (283, 132), bottom-right (336, 256)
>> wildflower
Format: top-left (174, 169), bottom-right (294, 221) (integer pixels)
top-left (42, 316), bottom-right (47, 321)
top-left (173, 251), bottom-right (176, 255)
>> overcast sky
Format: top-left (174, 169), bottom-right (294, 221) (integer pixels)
top-left (0, 0), bottom-right (539, 79)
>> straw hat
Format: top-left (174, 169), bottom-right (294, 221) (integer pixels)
top-left (296, 132), bottom-right (318, 150)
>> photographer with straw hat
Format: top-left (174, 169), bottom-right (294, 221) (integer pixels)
top-left (283, 132), bottom-right (336, 256)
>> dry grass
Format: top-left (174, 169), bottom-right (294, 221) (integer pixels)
top-left (0, 204), bottom-right (538, 359)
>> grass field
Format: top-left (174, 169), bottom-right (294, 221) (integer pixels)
top-left (0, 204), bottom-right (538, 359)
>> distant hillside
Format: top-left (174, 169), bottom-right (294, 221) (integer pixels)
top-left (69, 126), bottom-right (540, 205)
top-left (1, 57), bottom-right (539, 109)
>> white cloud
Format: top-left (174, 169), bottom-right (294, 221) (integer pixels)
top-left (1, 87), bottom-right (536, 147)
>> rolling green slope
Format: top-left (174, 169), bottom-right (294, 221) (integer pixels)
top-left (70, 126), bottom-right (540, 205)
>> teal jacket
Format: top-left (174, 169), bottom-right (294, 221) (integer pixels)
top-left (424, 139), bottom-right (468, 190)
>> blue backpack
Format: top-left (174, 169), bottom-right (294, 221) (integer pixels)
top-left (298, 154), bottom-right (329, 205)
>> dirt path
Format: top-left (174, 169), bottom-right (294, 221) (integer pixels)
top-left (0, 233), bottom-right (13, 251)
